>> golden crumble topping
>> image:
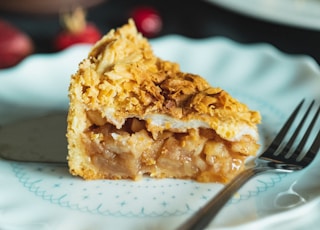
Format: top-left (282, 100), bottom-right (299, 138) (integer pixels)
top-left (70, 19), bottom-right (260, 139)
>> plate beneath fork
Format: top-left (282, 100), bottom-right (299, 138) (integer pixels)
top-left (0, 36), bottom-right (319, 230)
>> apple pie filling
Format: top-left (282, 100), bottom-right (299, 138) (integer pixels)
top-left (82, 113), bottom-right (258, 183)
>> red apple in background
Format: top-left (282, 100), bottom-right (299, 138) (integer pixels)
top-left (0, 19), bottom-right (34, 69)
top-left (53, 7), bottom-right (101, 51)
top-left (131, 6), bottom-right (162, 37)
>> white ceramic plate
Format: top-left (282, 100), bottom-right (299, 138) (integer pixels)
top-left (207, 0), bottom-right (320, 30)
top-left (0, 36), bottom-right (320, 230)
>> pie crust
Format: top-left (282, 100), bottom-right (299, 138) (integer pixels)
top-left (67, 19), bottom-right (261, 183)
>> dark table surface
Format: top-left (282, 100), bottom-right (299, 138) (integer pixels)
top-left (1, 0), bottom-right (320, 64)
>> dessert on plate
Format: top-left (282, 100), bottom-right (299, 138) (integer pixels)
top-left (67, 19), bottom-right (261, 183)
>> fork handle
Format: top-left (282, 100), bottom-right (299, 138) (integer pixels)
top-left (176, 167), bottom-right (268, 230)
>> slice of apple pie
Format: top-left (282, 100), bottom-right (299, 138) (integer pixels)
top-left (67, 19), bottom-right (261, 183)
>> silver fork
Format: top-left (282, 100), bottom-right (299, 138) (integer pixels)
top-left (177, 99), bottom-right (320, 230)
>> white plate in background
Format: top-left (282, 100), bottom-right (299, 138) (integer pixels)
top-left (208, 0), bottom-right (320, 30)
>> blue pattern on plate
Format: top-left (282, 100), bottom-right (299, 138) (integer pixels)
top-left (11, 162), bottom-right (288, 217)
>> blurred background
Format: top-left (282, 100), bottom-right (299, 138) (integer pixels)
top-left (1, 0), bottom-right (320, 68)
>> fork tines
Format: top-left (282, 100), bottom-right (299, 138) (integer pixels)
top-left (266, 99), bottom-right (320, 166)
